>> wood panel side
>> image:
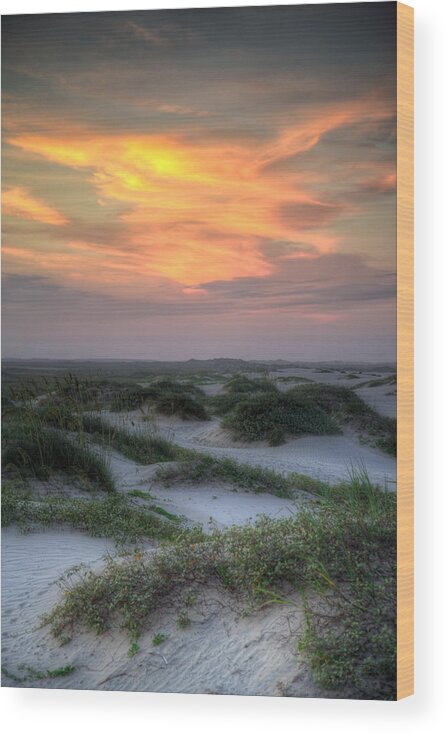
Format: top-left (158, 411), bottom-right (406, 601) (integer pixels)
top-left (396, 1), bottom-right (414, 701)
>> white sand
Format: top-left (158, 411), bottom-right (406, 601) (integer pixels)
top-left (102, 449), bottom-right (306, 531)
top-left (149, 484), bottom-right (301, 531)
top-left (1, 528), bottom-right (323, 697)
top-left (134, 414), bottom-right (396, 489)
top-left (354, 384), bottom-right (397, 418)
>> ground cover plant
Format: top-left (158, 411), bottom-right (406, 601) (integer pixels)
top-left (154, 454), bottom-right (294, 497)
top-left (43, 474), bottom-right (396, 700)
top-left (211, 374), bottom-right (279, 417)
top-left (1, 376), bottom-right (194, 490)
top-left (1, 664), bottom-right (76, 684)
top-left (221, 390), bottom-right (341, 445)
top-left (110, 379), bottom-right (208, 420)
top-left (1, 480), bottom-right (197, 545)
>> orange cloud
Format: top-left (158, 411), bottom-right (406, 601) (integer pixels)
top-left (2, 186), bottom-right (69, 226)
top-left (7, 95), bottom-right (394, 287)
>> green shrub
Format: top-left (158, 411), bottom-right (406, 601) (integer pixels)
top-left (222, 392), bottom-right (340, 444)
top-left (110, 379), bottom-right (208, 420)
top-left (212, 375), bottom-right (278, 416)
top-left (287, 384), bottom-right (397, 456)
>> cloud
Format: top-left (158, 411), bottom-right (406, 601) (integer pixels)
top-left (253, 94), bottom-right (393, 170)
top-left (6, 93), bottom-right (394, 290)
top-left (201, 253), bottom-right (396, 313)
top-left (278, 200), bottom-right (344, 230)
top-left (358, 172), bottom-right (396, 195)
top-left (2, 247), bottom-right (395, 323)
top-left (2, 186), bottom-right (69, 226)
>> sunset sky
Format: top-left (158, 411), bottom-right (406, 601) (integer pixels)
top-left (2, 3), bottom-right (397, 361)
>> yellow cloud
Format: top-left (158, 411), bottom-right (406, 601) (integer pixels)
top-left (7, 95), bottom-right (393, 287)
top-left (2, 186), bottom-right (69, 226)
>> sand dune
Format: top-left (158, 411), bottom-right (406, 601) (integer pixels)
top-left (1, 365), bottom-right (396, 694)
top-left (1, 527), bottom-right (324, 697)
top-left (147, 415), bottom-right (396, 489)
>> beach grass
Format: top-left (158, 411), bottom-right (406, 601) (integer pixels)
top-left (1, 480), bottom-right (194, 545)
top-left (81, 414), bottom-right (192, 464)
top-left (154, 454), bottom-right (294, 497)
top-left (110, 379), bottom-right (208, 420)
top-left (2, 417), bottom-right (115, 492)
top-left (43, 474), bottom-right (396, 699)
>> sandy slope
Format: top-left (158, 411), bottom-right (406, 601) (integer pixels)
top-left (129, 414), bottom-right (396, 489)
top-left (353, 384), bottom-right (397, 418)
top-left (104, 450), bottom-right (303, 530)
top-left (1, 527), bottom-right (324, 696)
top-left (1, 450), bottom-right (315, 694)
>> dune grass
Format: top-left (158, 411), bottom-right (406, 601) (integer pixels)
top-left (110, 379), bottom-right (208, 420)
top-left (211, 374), bottom-right (278, 417)
top-left (2, 417), bottom-right (115, 492)
top-left (213, 381), bottom-right (395, 454)
top-left (154, 454), bottom-right (294, 497)
top-left (43, 474), bottom-right (396, 699)
top-left (287, 384), bottom-right (396, 455)
top-left (81, 414), bottom-right (191, 464)
top-left (1, 480), bottom-right (192, 545)
top-left (222, 390), bottom-right (341, 445)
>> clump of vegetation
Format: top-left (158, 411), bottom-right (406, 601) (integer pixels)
top-left (287, 384), bottom-right (397, 456)
top-left (152, 633), bottom-right (167, 646)
top-left (212, 375), bottom-right (278, 417)
top-left (222, 391), bottom-right (340, 445)
top-left (110, 379), bottom-right (208, 420)
top-left (128, 640), bottom-right (139, 657)
top-left (37, 399), bottom-right (83, 431)
top-left (2, 664), bottom-right (75, 683)
top-left (2, 417), bottom-right (114, 492)
top-left (155, 455), bottom-right (293, 497)
top-left (1, 480), bottom-right (193, 545)
top-left (176, 612), bottom-right (191, 629)
top-left (81, 415), bottom-right (192, 464)
top-left (376, 433), bottom-right (397, 457)
top-left (43, 475), bottom-right (396, 699)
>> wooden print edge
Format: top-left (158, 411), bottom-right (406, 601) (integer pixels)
top-left (396, 1), bottom-right (414, 701)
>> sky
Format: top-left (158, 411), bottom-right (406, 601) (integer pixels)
top-left (2, 3), bottom-right (397, 361)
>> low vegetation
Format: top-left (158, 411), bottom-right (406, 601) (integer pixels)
top-left (1, 480), bottom-right (194, 545)
top-left (110, 379), bottom-right (208, 420)
top-left (2, 417), bottom-right (115, 492)
top-left (81, 415), bottom-right (191, 464)
top-left (155, 455), bottom-right (294, 497)
top-left (222, 390), bottom-right (340, 445)
top-left (43, 475), bottom-right (396, 700)
top-left (273, 384), bottom-right (396, 455)
top-left (212, 374), bottom-right (278, 417)
top-left (210, 378), bottom-right (396, 454)
top-left (2, 664), bottom-right (75, 683)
